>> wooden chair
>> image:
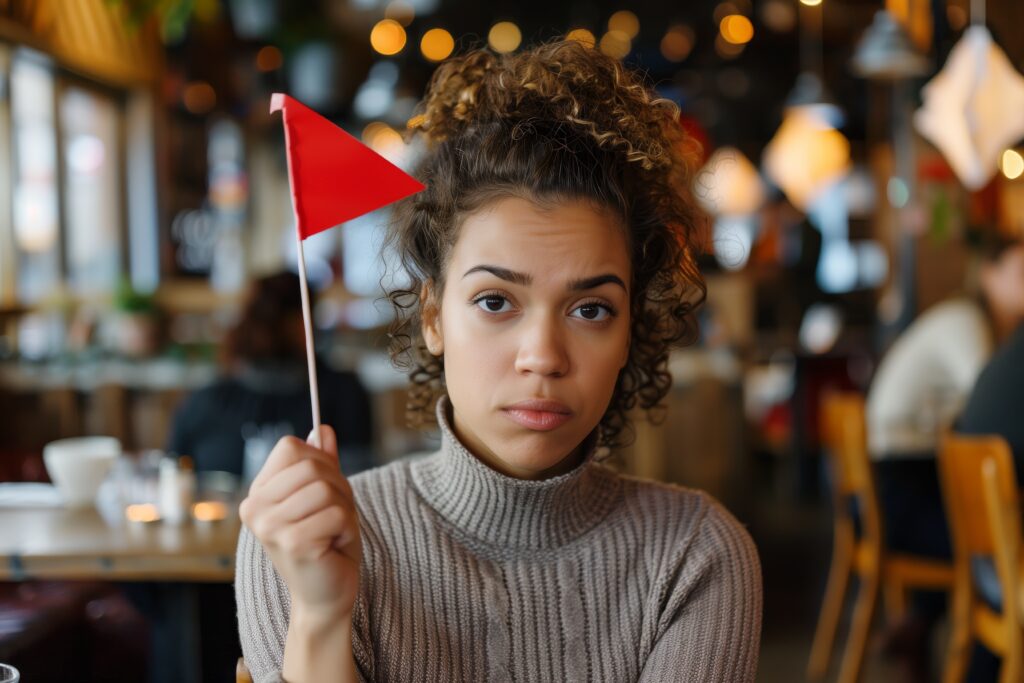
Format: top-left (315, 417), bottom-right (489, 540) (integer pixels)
top-left (236, 657), bottom-right (252, 683)
top-left (938, 434), bottom-right (1022, 683)
top-left (807, 392), bottom-right (955, 683)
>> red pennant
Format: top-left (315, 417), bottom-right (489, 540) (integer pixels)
top-left (270, 93), bottom-right (425, 239)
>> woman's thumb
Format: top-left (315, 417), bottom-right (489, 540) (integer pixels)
top-left (306, 424), bottom-right (338, 460)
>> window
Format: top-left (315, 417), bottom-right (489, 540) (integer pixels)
top-left (11, 53), bottom-right (60, 304)
top-left (60, 84), bottom-right (123, 295)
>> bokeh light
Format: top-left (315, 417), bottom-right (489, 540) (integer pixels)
top-left (661, 25), bottom-right (695, 62)
top-left (714, 34), bottom-right (745, 59)
top-left (608, 10), bottom-right (640, 39)
top-left (566, 28), bottom-right (597, 48)
top-left (488, 22), bottom-right (522, 53)
top-left (1001, 149), bottom-right (1024, 179)
top-left (255, 45), bottom-right (282, 72)
top-left (421, 28), bottom-right (454, 62)
top-left (370, 19), bottom-right (407, 56)
top-left (183, 81), bottom-right (216, 114)
top-left (720, 15), bottom-right (754, 45)
top-left (385, 0), bottom-right (415, 26)
top-left (599, 30), bottom-right (631, 59)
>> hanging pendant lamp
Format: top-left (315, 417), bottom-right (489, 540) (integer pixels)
top-left (914, 24), bottom-right (1024, 190)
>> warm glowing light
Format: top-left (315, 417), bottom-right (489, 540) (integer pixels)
top-left (362, 121), bottom-right (392, 146)
top-left (661, 25), bottom-right (695, 62)
top-left (385, 0), bottom-right (415, 26)
top-left (1002, 149), bottom-right (1024, 179)
top-left (421, 28), bottom-right (454, 62)
top-left (608, 10), bottom-right (640, 39)
top-left (599, 30), bottom-right (631, 59)
top-left (720, 15), bottom-right (754, 45)
top-left (713, 2), bottom-right (740, 24)
top-left (566, 28), bottom-right (596, 48)
top-left (694, 147), bottom-right (766, 216)
top-left (125, 504), bottom-right (160, 523)
top-left (370, 19), bottom-right (407, 56)
top-left (800, 0), bottom-right (822, 6)
top-left (183, 81), bottom-right (216, 114)
top-left (363, 122), bottom-right (406, 163)
top-left (192, 501), bottom-right (228, 522)
top-left (488, 22), bottom-right (522, 53)
top-left (764, 108), bottom-right (851, 210)
top-left (947, 4), bottom-right (968, 31)
top-left (714, 34), bottom-right (745, 59)
top-left (256, 46), bottom-right (282, 72)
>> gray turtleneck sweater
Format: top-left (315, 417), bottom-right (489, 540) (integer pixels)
top-left (235, 396), bottom-right (762, 682)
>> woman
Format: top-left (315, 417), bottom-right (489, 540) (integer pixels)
top-left (236, 40), bottom-right (762, 682)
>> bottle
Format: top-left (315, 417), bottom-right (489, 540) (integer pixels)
top-left (159, 455), bottom-right (196, 525)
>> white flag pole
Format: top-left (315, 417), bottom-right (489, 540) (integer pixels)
top-left (295, 229), bottom-right (322, 449)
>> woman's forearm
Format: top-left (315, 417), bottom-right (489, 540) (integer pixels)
top-left (283, 608), bottom-right (358, 683)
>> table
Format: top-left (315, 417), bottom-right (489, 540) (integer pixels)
top-left (0, 503), bottom-right (242, 683)
top-left (0, 505), bottom-right (239, 581)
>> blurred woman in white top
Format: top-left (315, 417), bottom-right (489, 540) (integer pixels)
top-left (864, 234), bottom-right (1024, 682)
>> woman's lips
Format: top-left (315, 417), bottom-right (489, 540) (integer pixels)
top-left (501, 400), bottom-right (573, 431)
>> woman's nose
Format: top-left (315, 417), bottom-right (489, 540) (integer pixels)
top-left (514, 313), bottom-right (570, 377)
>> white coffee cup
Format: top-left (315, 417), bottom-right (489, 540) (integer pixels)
top-left (43, 437), bottom-right (122, 508)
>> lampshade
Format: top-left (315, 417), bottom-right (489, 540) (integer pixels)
top-left (785, 72), bottom-right (843, 128)
top-left (694, 147), bottom-right (766, 217)
top-left (763, 107), bottom-right (851, 211)
top-left (851, 10), bottom-right (930, 79)
top-left (914, 25), bottom-right (1024, 190)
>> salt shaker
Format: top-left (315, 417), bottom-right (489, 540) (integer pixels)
top-left (159, 455), bottom-right (196, 525)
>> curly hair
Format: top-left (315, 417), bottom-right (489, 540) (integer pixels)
top-left (383, 39), bottom-right (708, 449)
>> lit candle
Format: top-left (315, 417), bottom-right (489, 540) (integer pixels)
top-left (125, 503), bottom-right (161, 524)
top-left (192, 501), bottom-right (227, 523)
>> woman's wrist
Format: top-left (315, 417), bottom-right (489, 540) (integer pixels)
top-left (284, 606), bottom-right (357, 682)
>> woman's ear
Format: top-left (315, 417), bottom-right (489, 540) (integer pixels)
top-left (420, 280), bottom-right (444, 356)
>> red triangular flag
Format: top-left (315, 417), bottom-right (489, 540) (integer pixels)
top-left (270, 93), bottom-right (425, 239)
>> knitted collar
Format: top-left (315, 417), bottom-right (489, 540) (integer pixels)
top-left (410, 395), bottom-right (621, 552)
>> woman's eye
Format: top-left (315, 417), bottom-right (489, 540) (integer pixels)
top-left (475, 295), bottom-right (512, 313)
top-left (571, 303), bottom-right (613, 322)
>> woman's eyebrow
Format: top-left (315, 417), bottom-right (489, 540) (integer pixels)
top-left (463, 265), bottom-right (531, 285)
top-left (462, 265), bottom-right (626, 292)
top-left (567, 274), bottom-right (627, 292)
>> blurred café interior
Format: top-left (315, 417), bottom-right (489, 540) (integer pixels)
top-left (1, 0), bottom-right (1024, 681)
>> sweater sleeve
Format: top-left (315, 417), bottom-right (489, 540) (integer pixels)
top-left (235, 524), bottom-right (374, 683)
top-left (637, 498), bottom-right (763, 682)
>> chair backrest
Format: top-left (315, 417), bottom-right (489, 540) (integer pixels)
top-left (820, 392), bottom-right (872, 497)
top-left (820, 391), bottom-right (882, 545)
top-left (236, 657), bottom-right (252, 683)
top-left (939, 434), bottom-right (1019, 559)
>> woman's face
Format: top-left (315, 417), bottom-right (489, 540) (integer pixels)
top-left (983, 244), bottom-right (1024, 323)
top-left (422, 196), bottom-right (632, 480)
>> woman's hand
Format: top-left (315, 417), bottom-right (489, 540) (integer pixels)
top-left (239, 425), bottom-right (361, 621)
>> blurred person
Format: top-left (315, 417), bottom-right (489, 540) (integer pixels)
top-left (139, 272), bottom-right (374, 683)
top-left (954, 238), bottom-right (1024, 682)
top-left (236, 40), bottom-right (762, 682)
top-left (866, 235), bottom-right (1024, 680)
top-left (167, 271), bottom-right (375, 479)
